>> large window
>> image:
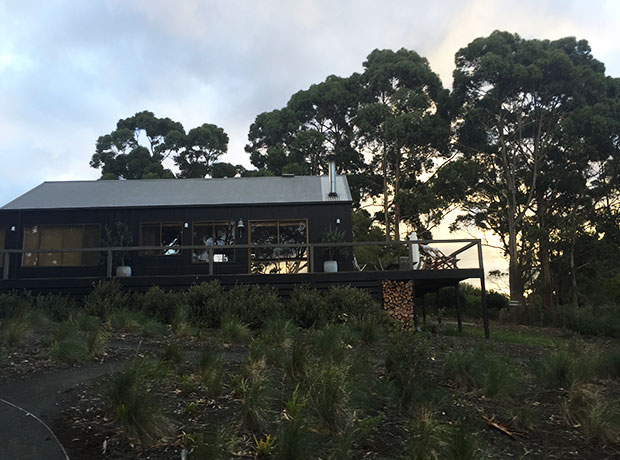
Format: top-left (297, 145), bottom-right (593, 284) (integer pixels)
top-left (249, 220), bottom-right (308, 274)
top-left (140, 222), bottom-right (183, 256)
top-left (192, 221), bottom-right (235, 263)
top-left (22, 224), bottom-right (100, 267)
top-left (0, 226), bottom-right (5, 268)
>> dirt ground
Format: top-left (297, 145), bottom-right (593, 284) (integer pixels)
top-left (1, 323), bottom-right (619, 459)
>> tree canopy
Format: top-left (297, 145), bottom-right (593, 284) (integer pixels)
top-left (90, 111), bottom-right (230, 179)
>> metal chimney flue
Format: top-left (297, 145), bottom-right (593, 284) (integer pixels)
top-left (327, 154), bottom-right (337, 197)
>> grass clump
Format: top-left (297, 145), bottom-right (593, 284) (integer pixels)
top-left (306, 362), bottom-right (351, 431)
top-left (108, 360), bottom-right (170, 443)
top-left (197, 345), bottom-right (223, 397)
top-left (1, 314), bottom-right (31, 347)
top-left (220, 314), bottom-right (251, 342)
top-left (561, 384), bottom-right (620, 444)
top-left (51, 321), bottom-right (88, 363)
top-left (276, 385), bottom-right (313, 460)
top-left (187, 425), bottom-right (241, 460)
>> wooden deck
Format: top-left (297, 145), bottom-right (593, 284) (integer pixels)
top-left (0, 268), bottom-right (483, 299)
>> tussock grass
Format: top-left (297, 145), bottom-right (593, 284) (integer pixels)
top-left (561, 384), bottom-right (620, 444)
top-left (108, 360), bottom-right (171, 443)
top-left (220, 314), bottom-right (251, 342)
top-left (1, 315), bottom-right (31, 347)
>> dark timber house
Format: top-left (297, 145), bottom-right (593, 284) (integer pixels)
top-left (0, 172), bottom-right (490, 337)
top-left (0, 175), bottom-right (352, 280)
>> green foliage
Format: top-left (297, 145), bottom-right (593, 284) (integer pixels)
top-left (348, 314), bottom-right (383, 347)
top-left (197, 345), bottom-right (223, 398)
top-left (1, 314), bottom-right (31, 347)
top-left (253, 433), bottom-right (276, 459)
top-left (536, 349), bottom-right (581, 388)
top-left (324, 286), bottom-right (382, 323)
top-left (287, 286), bottom-right (330, 328)
top-left (34, 293), bottom-right (76, 322)
top-left (84, 280), bottom-right (130, 317)
top-left (187, 425), bottom-right (241, 460)
top-left (225, 284), bottom-right (284, 329)
top-left (159, 343), bottom-right (184, 369)
top-left (561, 305), bottom-right (620, 338)
top-left (108, 360), bottom-right (170, 443)
top-left (239, 376), bottom-right (273, 432)
top-left (85, 329), bottom-right (107, 357)
top-left (306, 362), bottom-right (351, 431)
top-left (385, 332), bottom-right (430, 398)
top-left (283, 339), bottom-right (308, 381)
top-left (51, 322), bottom-right (88, 363)
top-left (405, 406), bottom-right (445, 460)
top-left (443, 349), bottom-right (479, 390)
top-left (0, 291), bottom-right (34, 319)
top-left (481, 358), bottom-right (517, 399)
top-left (220, 314), bottom-right (251, 342)
top-left (446, 422), bottom-right (481, 460)
top-left (139, 286), bottom-right (180, 324)
top-left (185, 281), bottom-right (224, 327)
top-left (314, 324), bottom-right (346, 363)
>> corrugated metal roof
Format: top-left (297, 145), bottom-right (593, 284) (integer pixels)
top-left (1, 176), bottom-right (352, 210)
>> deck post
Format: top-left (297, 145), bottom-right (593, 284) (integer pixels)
top-left (209, 247), bottom-right (214, 276)
top-left (309, 245), bottom-right (314, 273)
top-left (477, 240), bottom-right (490, 339)
top-left (2, 252), bottom-right (9, 280)
top-left (455, 282), bottom-right (462, 332)
top-left (421, 294), bottom-right (427, 325)
top-left (106, 250), bottom-right (113, 279)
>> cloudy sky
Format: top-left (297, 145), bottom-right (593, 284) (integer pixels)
top-left (1, 0), bottom-right (619, 284)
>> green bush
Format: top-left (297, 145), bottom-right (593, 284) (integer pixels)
top-left (0, 291), bottom-right (33, 319)
top-left (560, 305), bottom-right (620, 338)
top-left (84, 280), bottom-right (130, 317)
top-left (35, 294), bottom-right (76, 322)
top-left (184, 281), bottom-right (225, 327)
top-left (224, 284), bottom-right (284, 329)
top-left (325, 286), bottom-right (381, 322)
top-left (139, 286), bottom-right (181, 324)
top-left (287, 285), bottom-right (330, 328)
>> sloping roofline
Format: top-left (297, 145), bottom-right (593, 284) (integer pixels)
top-left (1, 176), bottom-right (352, 210)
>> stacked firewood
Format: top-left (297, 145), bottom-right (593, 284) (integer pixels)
top-left (382, 280), bottom-right (414, 329)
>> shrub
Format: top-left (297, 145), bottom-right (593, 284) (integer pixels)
top-left (0, 291), bottom-right (33, 319)
top-left (84, 280), bottom-right (130, 317)
top-left (324, 286), bottom-right (381, 322)
top-left (287, 286), bottom-right (330, 328)
top-left (259, 316), bottom-right (298, 348)
top-left (561, 305), bottom-right (620, 338)
top-left (225, 284), bottom-right (284, 329)
top-left (446, 422), bottom-right (481, 460)
top-left (197, 346), bottom-right (223, 397)
top-left (482, 358), bottom-right (516, 398)
top-left (596, 347), bottom-right (620, 379)
top-left (276, 386), bottom-right (312, 460)
top-left (108, 361), bottom-right (171, 443)
top-left (284, 339), bottom-right (307, 381)
top-left (184, 281), bottom-right (225, 327)
top-left (535, 348), bottom-right (585, 388)
top-left (348, 314), bottom-right (383, 347)
top-left (406, 405), bottom-right (445, 460)
top-left (139, 286), bottom-right (181, 324)
top-left (386, 331), bottom-right (430, 389)
top-left (35, 294), bottom-right (76, 322)
top-left (160, 343), bottom-right (184, 368)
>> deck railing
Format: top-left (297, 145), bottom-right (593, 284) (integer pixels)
top-left (1, 239), bottom-right (484, 280)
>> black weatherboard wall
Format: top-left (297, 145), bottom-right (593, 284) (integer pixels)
top-left (0, 176), bottom-right (353, 279)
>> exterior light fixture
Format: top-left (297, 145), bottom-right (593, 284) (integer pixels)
top-left (10, 226), bottom-right (16, 232)
top-left (237, 218), bottom-right (245, 240)
top-left (184, 222), bottom-right (189, 229)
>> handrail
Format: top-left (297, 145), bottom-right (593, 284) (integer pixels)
top-left (0, 239), bottom-right (482, 280)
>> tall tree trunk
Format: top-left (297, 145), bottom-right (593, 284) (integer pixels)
top-left (394, 158), bottom-right (401, 240)
top-left (536, 194), bottom-right (553, 309)
top-left (508, 216), bottom-right (525, 308)
top-left (382, 142), bottom-right (390, 241)
top-left (570, 236), bottom-right (579, 309)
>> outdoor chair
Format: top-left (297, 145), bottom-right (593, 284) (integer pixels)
top-left (419, 244), bottom-right (459, 269)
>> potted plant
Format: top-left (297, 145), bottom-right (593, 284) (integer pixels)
top-left (103, 222), bottom-right (134, 277)
top-left (320, 227), bottom-right (347, 273)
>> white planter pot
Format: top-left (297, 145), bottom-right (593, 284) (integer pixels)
top-left (116, 266), bottom-right (132, 277)
top-left (323, 260), bottom-right (338, 273)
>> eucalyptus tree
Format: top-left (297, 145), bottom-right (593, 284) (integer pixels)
top-left (246, 74), bottom-right (367, 204)
top-left (90, 111), bottom-right (229, 179)
top-left (450, 31), bottom-right (613, 305)
top-left (355, 48), bottom-right (450, 240)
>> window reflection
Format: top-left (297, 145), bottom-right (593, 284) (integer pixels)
top-left (192, 221), bottom-right (235, 263)
top-left (250, 220), bottom-right (308, 274)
